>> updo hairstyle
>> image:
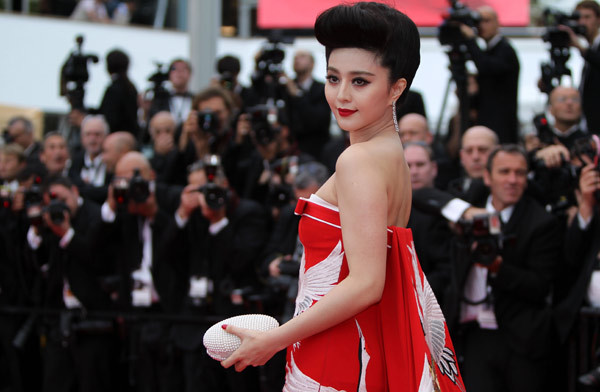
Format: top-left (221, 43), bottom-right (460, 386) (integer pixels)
top-left (314, 2), bottom-right (421, 103)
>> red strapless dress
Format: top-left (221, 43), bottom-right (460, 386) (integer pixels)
top-left (283, 196), bottom-right (465, 392)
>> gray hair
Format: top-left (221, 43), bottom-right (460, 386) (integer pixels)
top-left (294, 161), bottom-right (329, 190)
top-left (8, 116), bottom-right (34, 134)
top-left (81, 114), bottom-right (110, 135)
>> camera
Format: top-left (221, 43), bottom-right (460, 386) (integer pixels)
top-left (218, 71), bottom-right (236, 91)
top-left (199, 182), bottom-right (228, 211)
top-left (197, 109), bottom-right (221, 137)
top-left (145, 62), bottom-right (171, 120)
top-left (247, 105), bottom-right (280, 146)
top-left (59, 35), bottom-right (99, 110)
top-left (438, 0), bottom-right (481, 47)
top-left (45, 197), bottom-right (69, 225)
top-left (250, 31), bottom-right (294, 103)
top-left (530, 127), bottom-right (600, 213)
top-left (539, 8), bottom-right (587, 93)
top-left (0, 186), bottom-right (12, 209)
top-left (542, 8), bottom-right (586, 48)
top-left (267, 183), bottom-right (295, 208)
top-left (23, 181), bottom-right (44, 226)
top-left (112, 169), bottom-right (150, 207)
top-left (456, 213), bottom-right (503, 266)
top-left (254, 30), bottom-right (293, 79)
top-left (196, 155), bottom-right (229, 211)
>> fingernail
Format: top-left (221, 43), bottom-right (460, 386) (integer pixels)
top-left (221, 324), bottom-right (228, 330)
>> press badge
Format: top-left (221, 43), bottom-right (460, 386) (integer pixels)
top-left (132, 285), bottom-right (152, 307)
top-left (189, 276), bottom-right (212, 299)
top-left (63, 281), bottom-right (82, 309)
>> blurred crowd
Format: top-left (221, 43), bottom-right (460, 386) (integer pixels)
top-left (2, 1), bottom-right (600, 392)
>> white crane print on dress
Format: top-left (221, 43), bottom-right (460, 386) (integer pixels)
top-left (408, 242), bottom-right (460, 385)
top-left (293, 239), bottom-right (345, 320)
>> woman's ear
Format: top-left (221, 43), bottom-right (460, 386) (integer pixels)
top-left (390, 78), bottom-right (407, 104)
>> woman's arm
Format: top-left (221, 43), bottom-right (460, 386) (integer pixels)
top-left (221, 144), bottom-right (390, 371)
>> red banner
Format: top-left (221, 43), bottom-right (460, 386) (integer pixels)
top-left (256, 0), bottom-right (530, 28)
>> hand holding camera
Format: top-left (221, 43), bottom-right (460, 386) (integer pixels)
top-left (177, 183), bottom-right (203, 220)
top-left (576, 162), bottom-right (600, 221)
top-left (43, 199), bottom-right (71, 238)
top-left (108, 169), bottom-right (155, 217)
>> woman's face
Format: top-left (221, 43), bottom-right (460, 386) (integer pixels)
top-left (325, 48), bottom-right (403, 134)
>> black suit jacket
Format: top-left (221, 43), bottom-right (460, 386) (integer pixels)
top-left (67, 151), bottom-right (111, 205)
top-left (94, 208), bottom-right (181, 313)
top-left (554, 210), bottom-right (600, 343)
top-left (581, 42), bottom-right (600, 134)
top-left (99, 74), bottom-right (139, 135)
top-left (445, 196), bottom-right (562, 359)
top-left (287, 79), bottom-right (331, 160)
top-left (167, 197), bottom-right (269, 350)
top-left (467, 36), bottom-right (520, 143)
top-left (408, 199), bottom-right (452, 304)
top-left (29, 200), bottom-right (114, 311)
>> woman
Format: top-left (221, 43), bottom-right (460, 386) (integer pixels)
top-left (222, 3), bottom-right (465, 391)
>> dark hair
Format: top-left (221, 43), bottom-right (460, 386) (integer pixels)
top-left (42, 131), bottom-right (65, 151)
top-left (294, 161), bottom-right (330, 189)
top-left (576, 0), bottom-right (600, 17)
top-left (314, 2), bottom-right (420, 103)
top-left (486, 144), bottom-right (528, 173)
top-left (217, 55), bottom-right (241, 75)
top-left (106, 49), bottom-right (130, 75)
top-left (192, 86), bottom-right (236, 113)
top-left (43, 175), bottom-right (74, 194)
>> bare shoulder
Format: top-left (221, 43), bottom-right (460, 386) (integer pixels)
top-left (335, 143), bottom-right (378, 174)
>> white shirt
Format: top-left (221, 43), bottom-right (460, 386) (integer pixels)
top-left (80, 153), bottom-right (106, 187)
top-left (460, 196), bottom-right (514, 329)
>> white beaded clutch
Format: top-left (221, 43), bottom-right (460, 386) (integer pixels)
top-left (203, 314), bottom-right (280, 361)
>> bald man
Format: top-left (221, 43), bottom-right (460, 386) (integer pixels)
top-left (101, 131), bottom-right (136, 174)
top-left (459, 5), bottom-right (520, 144)
top-left (398, 113), bottom-right (432, 145)
top-left (459, 126), bottom-right (499, 180)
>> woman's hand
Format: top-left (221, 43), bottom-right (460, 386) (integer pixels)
top-left (220, 325), bottom-right (283, 372)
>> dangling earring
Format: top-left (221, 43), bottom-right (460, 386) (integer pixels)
top-left (392, 100), bottom-right (399, 133)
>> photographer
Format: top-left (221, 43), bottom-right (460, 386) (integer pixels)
top-left (147, 111), bottom-right (187, 187)
top-left (404, 142), bottom-right (453, 305)
top-left (4, 116), bottom-right (42, 171)
top-left (0, 144), bottom-right (26, 192)
top-left (213, 55), bottom-right (254, 110)
top-left (97, 151), bottom-right (181, 392)
top-left (529, 86), bottom-right (590, 217)
top-left (554, 151), bottom-right (600, 388)
top-left (534, 86), bottom-right (587, 155)
top-left (26, 175), bottom-right (116, 392)
top-left (167, 158), bottom-right (268, 391)
top-left (179, 86), bottom-right (237, 165)
top-left (283, 50), bottom-right (331, 161)
top-left (561, 0), bottom-right (600, 134)
top-left (166, 59), bottom-right (194, 127)
top-left (459, 6), bottom-right (520, 143)
top-left (99, 49), bottom-right (139, 137)
top-left (446, 145), bottom-right (562, 391)
top-left (39, 132), bottom-right (70, 177)
top-left (67, 115), bottom-right (110, 204)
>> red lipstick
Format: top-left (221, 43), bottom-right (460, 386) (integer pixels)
top-left (338, 108), bottom-right (357, 117)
